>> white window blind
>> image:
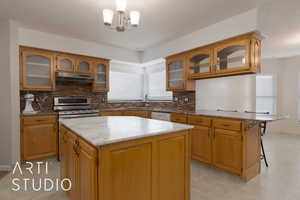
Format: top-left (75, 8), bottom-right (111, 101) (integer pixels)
top-left (256, 74), bottom-right (277, 114)
top-left (145, 61), bottom-right (172, 101)
top-left (108, 62), bottom-right (144, 101)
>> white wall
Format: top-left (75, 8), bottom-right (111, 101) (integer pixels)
top-left (0, 20), bottom-right (20, 170)
top-left (18, 28), bottom-right (141, 63)
top-left (196, 75), bottom-right (256, 112)
top-left (261, 57), bottom-right (300, 135)
top-left (142, 9), bottom-right (258, 62)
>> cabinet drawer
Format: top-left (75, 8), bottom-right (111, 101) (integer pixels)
top-left (23, 115), bottom-right (57, 125)
top-left (213, 119), bottom-right (241, 131)
top-left (171, 113), bottom-right (187, 123)
top-left (100, 111), bottom-right (123, 116)
top-left (188, 115), bottom-right (211, 127)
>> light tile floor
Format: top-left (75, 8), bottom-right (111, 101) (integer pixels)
top-left (1, 132), bottom-right (300, 200)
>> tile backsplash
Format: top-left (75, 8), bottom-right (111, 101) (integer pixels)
top-left (20, 80), bottom-right (195, 113)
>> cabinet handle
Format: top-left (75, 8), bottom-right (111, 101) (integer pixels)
top-left (196, 120), bottom-right (203, 123)
top-left (222, 124), bottom-right (230, 127)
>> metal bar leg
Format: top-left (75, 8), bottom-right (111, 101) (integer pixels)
top-left (261, 138), bottom-right (269, 167)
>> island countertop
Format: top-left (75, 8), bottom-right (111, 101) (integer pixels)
top-left (59, 116), bottom-right (194, 147)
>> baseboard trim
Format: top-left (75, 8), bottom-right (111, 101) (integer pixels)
top-left (0, 165), bottom-right (11, 171)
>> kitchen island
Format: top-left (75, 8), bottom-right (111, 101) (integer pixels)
top-left (59, 116), bottom-right (194, 200)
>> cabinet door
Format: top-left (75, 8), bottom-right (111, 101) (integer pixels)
top-left (21, 50), bottom-right (54, 91)
top-left (100, 143), bottom-right (152, 200)
top-left (157, 135), bottom-right (188, 200)
top-left (66, 135), bottom-right (79, 200)
top-left (79, 148), bottom-right (98, 200)
top-left (191, 127), bottom-right (212, 164)
top-left (212, 129), bottom-right (242, 175)
top-left (188, 48), bottom-right (213, 77)
top-left (166, 55), bottom-right (185, 90)
top-left (76, 59), bottom-right (93, 74)
top-left (93, 61), bottom-right (109, 92)
top-left (214, 39), bottom-right (250, 73)
top-left (23, 123), bottom-right (57, 161)
top-left (60, 127), bottom-right (69, 188)
top-left (56, 55), bottom-right (76, 72)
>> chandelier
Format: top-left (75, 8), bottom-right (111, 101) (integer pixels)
top-left (102, 0), bottom-right (140, 32)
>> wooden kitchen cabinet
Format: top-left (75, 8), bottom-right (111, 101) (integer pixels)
top-left (60, 127), bottom-right (98, 200)
top-left (187, 47), bottom-right (214, 78)
top-left (76, 57), bottom-right (94, 74)
top-left (187, 115), bottom-right (261, 181)
top-left (93, 59), bottom-right (110, 92)
top-left (171, 113), bottom-right (187, 124)
top-left (123, 110), bottom-right (151, 118)
top-left (99, 130), bottom-right (190, 200)
top-left (190, 127), bottom-right (212, 164)
top-left (212, 129), bottom-right (242, 175)
top-left (56, 54), bottom-right (76, 73)
top-left (188, 115), bottom-right (212, 164)
top-left (56, 54), bottom-right (93, 74)
top-left (167, 32), bottom-right (262, 80)
top-left (21, 114), bottom-right (58, 161)
top-left (166, 53), bottom-right (194, 91)
top-left (100, 111), bottom-right (123, 116)
top-left (214, 39), bottom-right (251, 74)
top-left (20, 47), bottom-right (55, 91)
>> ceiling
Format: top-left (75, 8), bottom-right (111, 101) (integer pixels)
top-left (0, 0), bottom-right (271, 51)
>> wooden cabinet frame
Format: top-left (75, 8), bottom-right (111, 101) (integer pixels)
top-left (187, 47), bottom-right (214, 79)
top-left (20, 47), bottom-right (55, 91)
top-left (20, 46), bottom-right (110, 91)
top-left (166, 54), bottom-right (195, 91)
top-left (56, 54), bottom-right (76, 73)
top-left (93, 59), bottom-right (110, 92)
top-left (166, 32), bottom-right (262, 81)
top-left (214, 39), bottom-right (251, 74)
top-left (76, 57), bottom-right (94, 74)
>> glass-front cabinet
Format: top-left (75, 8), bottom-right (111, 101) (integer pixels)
top-left (76, 58), bottom-right (93, 74)
top-left (188, 48), bottom-right (213, 78)
top-left (214, 40), bottom-right (250, 73)
top-left (56, 55), bottom-right (76, 73)
top-left (166, 54), bottom-right (194, 91)
top-left (93, 60), bottom-right (109, 92)
top-left (20, 48), bottom-right (55, 91)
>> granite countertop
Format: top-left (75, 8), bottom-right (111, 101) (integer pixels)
top-left (188, 110), bottom-right (283, 121)
top-left (59, 116), bottom-right (194, 147)
top-left (100, 108), bottom-right (282, 121)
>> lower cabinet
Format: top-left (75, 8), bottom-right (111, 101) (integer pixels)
top-left (190, 126), bottom-right (212, 164)
top-left (188, 115), bottom-right (260, 181)
top-left (60, 127), bottom-right (98, 200)
top-left (21, 115), bottom-right (57, 161)
top-left (99, 131), bottom-right (190, 200)
top-left (212, 129), bottom-right (242, 175)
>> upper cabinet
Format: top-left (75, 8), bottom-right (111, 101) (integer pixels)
top-left (214, 39), bottom-right (250, 74)
top-left (167, 32), bottom-right (262, 82)
top-left (20, 47), bottom-right (55, 91)
top-left (20, 46), bottom-right (110, 91)
top-left (56, 54), bottom-right (93, 74)
top-left (93, 59), bottom-right (109, 92)
top-left (187, 48), bottom-right (214, 78)
top-left (166, 54), bottom-right (195, 91)
top-left (76, 58), bottom-right (93, 74)
top-left (56, 55), bottom-right (76, 73)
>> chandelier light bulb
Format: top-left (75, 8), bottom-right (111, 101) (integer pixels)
top-left (116, 0), bottom-right (127, 12)
top-left (103, 9), bottom-right (114, 25)
top-left (130, 11), bottom-right (140, 27)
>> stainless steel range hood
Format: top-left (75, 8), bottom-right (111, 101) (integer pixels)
top-left (56, 72), bottom-right (94, 82)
